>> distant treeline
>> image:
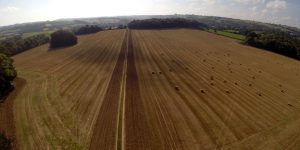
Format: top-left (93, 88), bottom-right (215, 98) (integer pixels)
top-left (128, 18), bottom-right (208, 29)
top-left (74, 25), bottom-right (103, 35)
top-left (245, 32), bottom-right (300, 60)
top-left (0, 34), bottom-right (49, 56)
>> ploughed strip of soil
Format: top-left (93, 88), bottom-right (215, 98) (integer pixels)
top-left (124, 30), bottom-right (160, 149)
top-left (0, 78), bottom-right (26, 150)
top-left (89, 30), bottom-right (128, 150)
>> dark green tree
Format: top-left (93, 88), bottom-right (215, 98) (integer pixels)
top-left (75, 25), bottom-right (102, 35)
top-left (0, 133), bottom-right (11, 150)
top-left (0, 44), bottom-right (9, 55)
top-left (50, 30), bottom-right (77, 48)
top-left (0, 53), bottom-right (17, 101)
top-left (245, 32), bottom-right (300, 60)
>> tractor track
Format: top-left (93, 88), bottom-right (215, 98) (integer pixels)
top-left (89, 29), bottom-right (132, 150)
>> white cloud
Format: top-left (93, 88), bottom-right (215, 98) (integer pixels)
top-left (262, 0), bottom-right (287, 13)
top-left (252, 6), bottom-right (257, 12)
top-left (233, 0), bottom-right (265, 5)
top-left (1, 6), bottom-right (19, 13)
top-left (266, 0), bottom-right (286, 10)
top-left (202, 0), bottom-right (217, 5)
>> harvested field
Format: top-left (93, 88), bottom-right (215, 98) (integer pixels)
top-left (130, 29), bottom-right (300, 149)
top-left (10, 29), bottom-right (300, 149)
top-left (12, 29), bottom-right (126, 149)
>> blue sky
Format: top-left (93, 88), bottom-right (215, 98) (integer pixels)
top-left (0, 0), bottom-right (299, 28)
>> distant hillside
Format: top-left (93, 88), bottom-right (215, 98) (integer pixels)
top-left (1, 15), bottom-right (300, 40)
top-left (188, 15), bottom-right (300, 37)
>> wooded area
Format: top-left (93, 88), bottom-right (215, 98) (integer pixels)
top-left (245, 32), bottom-right (300, 60)
top-left (128, 18), bottom-right (208, 29)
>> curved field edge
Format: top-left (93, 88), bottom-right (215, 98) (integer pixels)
top-left (12, 30), bottom-right (125, 149)
top-left (0, 78), bottom-right (26, 150)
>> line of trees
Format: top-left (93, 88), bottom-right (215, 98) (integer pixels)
top-left (0, 35), bottom-right (49, 56)
top-left (0, 33), bottom-right (50, 102)
top-left (128, 18), bottom-right (208, 29)
top-left (245, 32), bottom-right (300, 60)
top-left (0, 49), bottom-right (17, 102)
top-left (74, 25), bottom-right (103, 35)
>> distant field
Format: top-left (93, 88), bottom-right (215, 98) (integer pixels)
top-left (12, 29), bottom-right (300, 149)
top-left (206, 29), bottom-right (246, 40)
top-left (21, 31), bottom-right (54, 38)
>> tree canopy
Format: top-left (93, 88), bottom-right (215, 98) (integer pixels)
top-left (245, 32), bottom-right (300, 60)
top-left (75, 25), bottom-right (103, 35)
top-left (50, 30), bottom-right (78, 48)
top-left (0, 53), bottom-right (17, 101)
top-left (0, 133), bottom-right (11, 150)
top-left (128, 18), bottom-right (208, 29)
top-left (0, 35), bottom-right (49, 56)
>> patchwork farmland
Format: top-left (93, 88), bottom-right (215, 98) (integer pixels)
top-left (11, 29), bottom-right (300, 149)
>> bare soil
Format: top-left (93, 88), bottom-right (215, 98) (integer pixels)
top-left (0, 78), bottom-right (26, 150)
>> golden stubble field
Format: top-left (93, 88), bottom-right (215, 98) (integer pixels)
top-left (12, 29), bottom-right (300, 149)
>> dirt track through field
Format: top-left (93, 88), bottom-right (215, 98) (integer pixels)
top-left (91, 29), bottom-right (184, 149)
top-left (124, 30), bottom-right (163, 149)
top-left (89, 30), bottom-right (128, 150)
